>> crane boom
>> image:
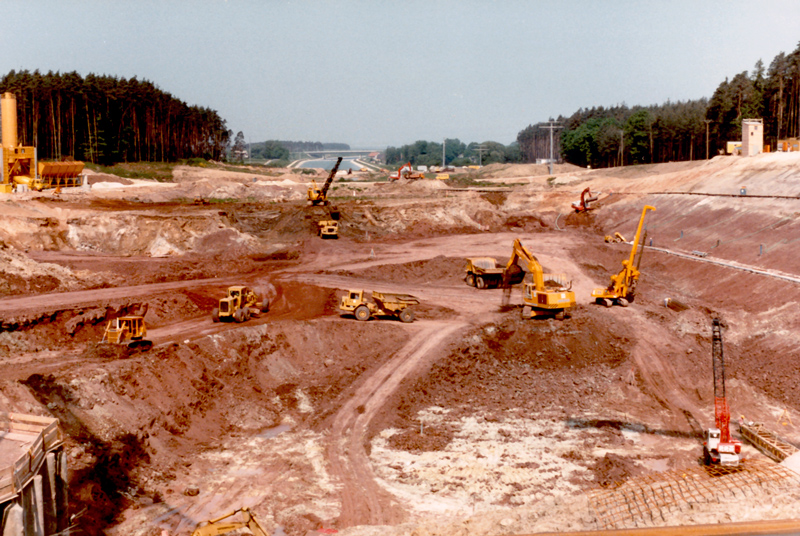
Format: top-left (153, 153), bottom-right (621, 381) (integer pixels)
top-left (320, 156), bottom-right (343, 199)
top-left (712, 318), bottom-right (731, 443)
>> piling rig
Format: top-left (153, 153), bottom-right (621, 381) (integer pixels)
top-left (703, 318), bottom-right (741, 466)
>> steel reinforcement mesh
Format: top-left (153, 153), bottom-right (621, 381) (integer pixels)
top-left (587, 459), bottom-right (800, 529)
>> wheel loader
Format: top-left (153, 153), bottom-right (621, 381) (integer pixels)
top-left (339, 289), bottom-right (419, 323)
top-left (102, 316), bottom-right (153, 350)
top-left (212, 286), bottom-right (269, 323)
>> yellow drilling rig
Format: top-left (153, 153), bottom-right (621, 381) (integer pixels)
top-left (1, 92), bottom-right (85, 193)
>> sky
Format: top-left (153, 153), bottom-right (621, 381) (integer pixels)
top-left (1, 0), bottom-right (799, 148)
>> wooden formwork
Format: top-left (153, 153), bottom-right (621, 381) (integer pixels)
top-left (0, 413), bottom-right (63, 503)
top-left (587, 459), bottom-right (800, 530)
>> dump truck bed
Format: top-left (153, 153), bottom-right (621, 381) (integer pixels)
top-left (467, 257), bottom-right (504, 274)
top-left (372, 292), bottom-right (419, 311)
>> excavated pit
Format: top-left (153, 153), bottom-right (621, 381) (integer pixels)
top-left (2, 158), bottom-right (800, 535)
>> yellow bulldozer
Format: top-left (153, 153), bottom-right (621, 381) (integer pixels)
top-left (501, 239), bottom-right (576, 320)
top-left (592, 205), bottom-right (655, 307)
top-left (211, 286), bottom-right (269, 323)
top-left (102, 316), bottom-right (153, 350)
top-left (191, 507), bottom-right (269, 536)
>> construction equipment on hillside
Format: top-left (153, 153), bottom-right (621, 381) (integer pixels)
top-left (318, 219), bottom-right (339, 238)
top-left (464, 257), bottom-right (512, 289)
top-left (102, 316), bottom-right (153, 350)
top-left (339, 290), bottom-right (419, 323)
top-left (212, 286), bottom-right (269, 323)
top-left (191, 507), bottom-right (269, 536)
top-left (604, 232), bottom-right (626, 243)
top-left (307, 156), bottom-right (343, 206)
top-left (571, 187), bottom-right (599, 212)
top-left (703, 318), bottom-right (741, 466)
top-left (592, 205), bottom-right (655, 307)
top-left (501, 239), bottom-right (576, 320)
top-left (1, 92), bottom-right (85, 193)
top-left (389, 162), bottom-right (425, 181)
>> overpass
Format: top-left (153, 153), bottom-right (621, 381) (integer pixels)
top-left (301, 149), bottom-right (383, 158)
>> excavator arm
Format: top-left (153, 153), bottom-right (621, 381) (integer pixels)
top-left (320, 157), bottom-right (343, 199)
top-left (502, 239), bottom-right (544, 290)
top-left (191, 508), bottom-right (270, 536)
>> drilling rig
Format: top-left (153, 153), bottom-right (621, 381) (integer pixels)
top-left (703, 318), bottom-right (742, 466)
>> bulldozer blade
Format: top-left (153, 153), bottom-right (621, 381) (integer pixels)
top-left (128, 340), bottom-right (153, 351)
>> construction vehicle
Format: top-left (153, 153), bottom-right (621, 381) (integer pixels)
top-left (464, 257), bottom-right (509, 289)
top-left (571, 187), bottom-right (599, 212)
top-left (307, 156), bottom-right (343, 206)
top-left (592, 205), bottom-right (655, 307)
top-left (1, 92), bottom-right (84, 193)
top-left (318, 219), bottom-right (339, 238)
top-left (102, 316), bottom-right (152, 350)
top-left (389, 162), bottom-right (425, 181)
top-left (703, 318), bottom-right (741, 466)
top-left (501, 239), bottom-right (576, 320)
top-left (211, 286), bottom-right (269, 323)
top-left (604, 232), bottom-right (626, 243)
top-left (191, 507), bottom-right (269, 536)
top-left (339, 290), bottom-right (419, 323)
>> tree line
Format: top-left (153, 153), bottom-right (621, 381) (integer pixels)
top-left (385, 139), bottom-right (521, 167)
top-left (0, 70), bottom-right (230, 164)
top-left (518, 41), bottom-right (800, 168)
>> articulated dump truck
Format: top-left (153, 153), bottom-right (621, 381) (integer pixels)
top-left (339, 290), bottom-right (419, 323)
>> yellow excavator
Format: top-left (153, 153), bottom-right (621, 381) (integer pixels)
top-left (190, 507), bottom-right (269, 536)
top-left (592, 205), bottom-right (655, 307)
top-left (501, 239), bottom-right (576, 320)
top-left (307, 156), bottom-right (343, 206)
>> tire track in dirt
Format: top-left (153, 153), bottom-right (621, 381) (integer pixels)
top-left (627, 309), bottom-right (704, 434)
top-left (328, 320), bottom-right (467, 527)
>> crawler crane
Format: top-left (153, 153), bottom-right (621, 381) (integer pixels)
top-left (501, 239), bottom-right (576, 320)
top-left (307, 156), bottom-right (343, 206)
top-left (703, 318), bottom-right (741, 466)
top-left (592, 205), bottom-right (655, 307)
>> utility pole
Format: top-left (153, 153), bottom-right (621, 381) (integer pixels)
top-left (540, 120), bottom-right (563, 164)
top-left (475, 144), bottom-right (486, 166)
top-left (704, 120), bottom-right (712, 160)
top-left (442, 138), bottom-right (446, 167)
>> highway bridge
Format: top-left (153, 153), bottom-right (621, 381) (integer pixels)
top-left (301, 149), bottom-right (382, 158)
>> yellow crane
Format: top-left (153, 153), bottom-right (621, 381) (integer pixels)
top-left (307, 157), bottom-right (343, 206)
top-left (502, 239), bottom-right (576, 320)
top-left (592, 205), bottom-right (655, 307)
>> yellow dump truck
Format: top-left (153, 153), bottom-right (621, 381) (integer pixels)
top-left (318, 220), bottom-right (339, 238)
top-left (465, 257), bottom-right (508, 289)
top-left (339, 290), bottom-right (419, 323)
top-left (102, 316), bottom-right (153, 350)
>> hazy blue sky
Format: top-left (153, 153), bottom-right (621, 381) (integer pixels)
top-left (1, 1), bottom-right (798, 148)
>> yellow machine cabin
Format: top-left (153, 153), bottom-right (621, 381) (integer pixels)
top-left (1, 92), bottom-right (85, 193)
top-left (592, 205), bottom-right (655, 307)
top-left (102, 316), bottom-right (152, 350)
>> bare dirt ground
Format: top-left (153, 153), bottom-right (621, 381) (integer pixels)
top-left (2, 154), bottom-right (800, 536)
